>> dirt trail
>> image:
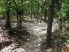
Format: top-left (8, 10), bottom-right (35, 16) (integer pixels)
top-left (21, 19), bottom-right (59, 52)
top-left (0, 18), bottom-right (59, 52)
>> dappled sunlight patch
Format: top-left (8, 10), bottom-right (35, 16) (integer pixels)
top-left (0, 33), bottom-right (10, 43)
top-left (12, 47), bottom-right (26, 52)
top-left (1, 43), bottom-right (26, 52)
top-left (46, 48), bottom-right (53, 52)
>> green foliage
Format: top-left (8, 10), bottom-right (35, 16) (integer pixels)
top-left (64, 31), bottom-right (69, 39)
top-left (0, 0), bottom-right (69, 21)
top-left (56, 0), bottom-right (69, 22)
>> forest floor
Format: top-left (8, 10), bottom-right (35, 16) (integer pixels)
top-left (0, 18), bottom-right (59, 52)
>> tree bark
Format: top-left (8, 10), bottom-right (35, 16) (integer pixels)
top-left (30, 0), bottom-right (33, 20)
top-left (5, 1), bottom-right (11, 30)
top-left (46, 0), bottom-right (55, 48)
top-left (5, 9), bottom-right (11, 30)
top-left (44, 0), bottom-right (47, 22)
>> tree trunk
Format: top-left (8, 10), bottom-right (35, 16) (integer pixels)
top-left (44, 0), bottom-right (47, 22)
top-left (30, 0), bottom-right (33, 20)
top-left (36, 0), bottom-right (39, 22)
top-left (5, 9), bottom-right (11, 30)
top-left (44, 8), bottom-right (47, 22)
top-left (46, 0), bottom-right (55, 48)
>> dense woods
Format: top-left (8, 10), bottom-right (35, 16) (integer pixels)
top-left (0, 0), bottom-right (69, 52)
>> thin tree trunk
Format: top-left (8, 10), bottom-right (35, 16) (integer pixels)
top-left (13, 0), bottom-right (20, 27)
top-left (5, 9), bottom-right (11, 30)
top-left (36, 0), bottom-right (39, 22)
top-left (5, 0), bottom-right (11, 30)
top-left (30, 0), bottom-right (33, 20)
top-left (44, 0), bottom-right (47, 22)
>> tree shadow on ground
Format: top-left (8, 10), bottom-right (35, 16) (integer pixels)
top-left (39, 38), bottom-right (55, 52)
top-left (39, 39), bottom-right (47, 52)
top-left (8, 26), bottom-right (31, 46)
